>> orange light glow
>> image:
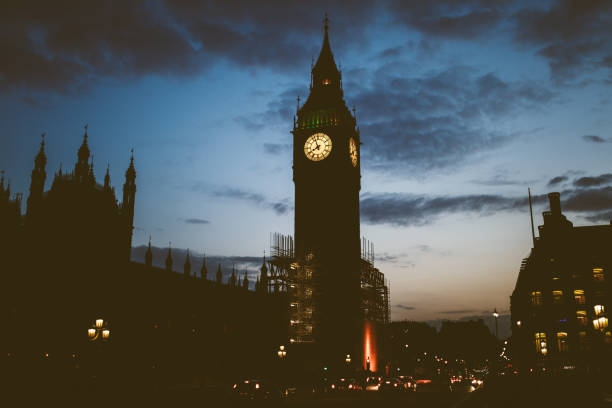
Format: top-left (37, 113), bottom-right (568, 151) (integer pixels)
top-left (363, 320), bottom-right (377, 372)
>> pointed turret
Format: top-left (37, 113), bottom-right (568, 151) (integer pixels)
top-left (145, 236), bottom-right (153, 268)
top-left (229, 265), bottom-right (237, 287)
top-left (122, 149), bottom-right (136, 262)
top-left (258, 253), bottom-right (268, 293)
top-left (26, 133), bottom-right (47, 220)
top-left (216, 264), bottom-right (222, 284)
top-left (75, 125), bottom-right (90, 182)
top-left (104, 163), bottom-right (111, 191)
top-left (165, 243), bottom-right (173, 272)
top-left (184, 249), bottom-right (191, 276)
top-left (296, 14), bottom-right (353, 131)
top-left (88, 155), bottom-right (96, 185)
top-left (242, 269), bottom-right (249, 289)
top-left (311, 13), bottom-right (341, 91)
top-left (200, 253), bottom-right (208, 280)
top-left (0, 170), bottom-right (6, 202)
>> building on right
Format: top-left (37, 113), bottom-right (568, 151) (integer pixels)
top-left (510, 192), bottom-right (612, 373)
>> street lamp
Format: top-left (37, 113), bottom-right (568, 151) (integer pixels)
top-left (88, 318), bottom-right (110, 341)
top-left (277, 345), bottom-right (287, 358)
top-left (345, 354), bottom-right (351, 364)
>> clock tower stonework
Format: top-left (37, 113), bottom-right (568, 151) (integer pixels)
top-left (292, 18), bottom-right (362, 367)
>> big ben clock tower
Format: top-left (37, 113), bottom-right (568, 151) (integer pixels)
top-left (292, 16), bottom-right (362, 367)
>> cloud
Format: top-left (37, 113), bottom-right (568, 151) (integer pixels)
top-left (562, 186), bottom-right (612, 213)
top-left (440, 309), bottom-right (478, 315)
top-left (360, 184), bottom-right (612, 227)
top-left (0, 1), bottom-right (377, 92)
top-left (583, 210), bottom-right (612, 223)
top-left (347, 66), bottom-right (554, 173)
top-left (263, 143), bottom-right (292, 155)
top-left (573, 174), bottom-right (612, 188)
top-left (389, 1), bottom-right (508, 39)
top-left (548, 176), bottom-right (568, 186)
top-left (184, 218), bottom-right (211, 225)
top-left (360, 191), bottom-right (531, 226)
top-left (395, 304), bottom-right (416, 311)
top-left (582, 135), bottom-right (608, 143)
top-left (472, 174), bottom-right (529, 186)
top-left (192, 183), bottom-right (292, 216)
top-left (513, 1), bottom-right (612, 84)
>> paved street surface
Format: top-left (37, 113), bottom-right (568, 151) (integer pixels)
top-left (6, 375), bottom-right (612, 408)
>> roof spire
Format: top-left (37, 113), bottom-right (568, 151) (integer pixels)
top-left (324, 12), bottom-right (329, 34)
top-left (104, 163), bottom-right (111, 189)
top-left (145, 236), bottom-right (153, 268)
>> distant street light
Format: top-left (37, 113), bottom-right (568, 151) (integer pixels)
top-left (492, 309), bottom-right (499, 340)
top-left (345, 354), bottom-right (351, 364)
top-left (277, 345), bottom-right (287, 358)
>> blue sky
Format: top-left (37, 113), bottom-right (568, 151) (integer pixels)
top-left (1, 0), bottom-right (611, 322)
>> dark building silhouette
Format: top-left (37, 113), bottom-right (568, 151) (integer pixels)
top-left (510, 192), bottom-right (611, 373)
top-left (0, 129), bottom-right (287, 390)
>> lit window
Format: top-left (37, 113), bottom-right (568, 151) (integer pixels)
top-left (593, 268), bottom-right (605, 282)
top-left (557, 332), bottom-right (568, 352)
top-left (576, 310), bottom-right (587, 326)
top-left (552, 290), bottom-right (563, 304)
top-left (531, 290), bottom-right (543, 306)
top-left (573, 289), bottom-right (585, 304)
top-left (593, 317), bottom-right (609, 330)
top-left (594, 305), bottom-right (605, 316)
top-left (322, 78), bottom-right (330, 85)
top-left (534, 332), bottom-right (547, 354)
top-left (578, 331), bottom-right (588, 351)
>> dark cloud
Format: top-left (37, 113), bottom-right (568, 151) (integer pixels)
top-left (389, 1), bottom-right (508, 39)
top-left (583, 210), bottom-right (612, 223)
top-left (440, 309), bottom-right (478, 315)
top-left (361, 185), bottom-right (612, 227)
top-left (184, 218), bottom-right (210, 225)
top-left (548, 176), bottom-right (568, 186)
top-left (573, 174), bottom-right (612, 188)
top-left (263, 143), bottom-right (291, 155)
top-left (513, 1), bottom-right (612, 83)
top-left (582, 135), bottom-right (608, 143)
top-left (562, 186), bottom-right (612, 213)
top-left (348, 66), bottom-right (554, 173)
top-left (0, 1), bottom-right (376, 92)
top-left (192, 184), bottom-right (292, 216)
top-left (395, 304), bottom-right (416, 311)
top-left (360, 191), bottom-right (529, 227)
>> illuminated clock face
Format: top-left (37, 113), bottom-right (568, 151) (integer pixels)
top-left (349, 137), bottom-right (358, 167)
top-left (304, 133), bottom-right (332, 161)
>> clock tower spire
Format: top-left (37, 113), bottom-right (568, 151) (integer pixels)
top-left (292, 15), bottom-right (362, 369)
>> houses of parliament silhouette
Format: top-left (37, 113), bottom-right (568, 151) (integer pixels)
top-left (0, 17), bottom-right (389, 388)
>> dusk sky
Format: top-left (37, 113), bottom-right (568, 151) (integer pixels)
top-left (1, 1), bottom-right (611, 324)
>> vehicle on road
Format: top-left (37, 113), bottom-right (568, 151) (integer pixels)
top-left (231, 379), bottom-right (282, 401)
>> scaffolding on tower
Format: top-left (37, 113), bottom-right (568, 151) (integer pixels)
top-left (265, 233), bottom-right (390, 344)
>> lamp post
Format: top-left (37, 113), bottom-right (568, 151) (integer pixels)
top-left (88, 318), bottom-right (111, 342)
top-left (277, 345), bottom-right (287, 359)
